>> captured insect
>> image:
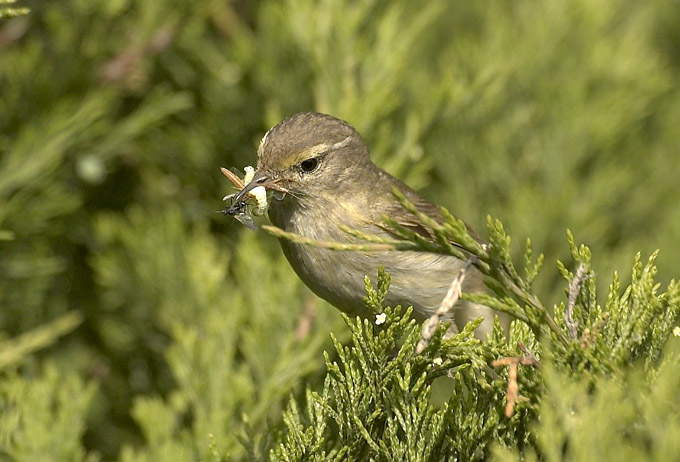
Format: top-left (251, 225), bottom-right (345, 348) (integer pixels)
top-left (222, 192), bottom-right (256, 229)
top-left (220, 166), bottom-right (269, 229)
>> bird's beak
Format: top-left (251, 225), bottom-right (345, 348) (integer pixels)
top-left (225, 170), bottom-right (271, 216)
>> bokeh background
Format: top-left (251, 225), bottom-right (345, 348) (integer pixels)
top-left (1, 0), bottom-right (679, 460)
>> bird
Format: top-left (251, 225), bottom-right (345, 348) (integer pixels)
top-left (226, 112), bottom-right (508, 335)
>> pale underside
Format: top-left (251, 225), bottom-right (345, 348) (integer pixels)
top-left (268, 187), bottom-right (501, 335)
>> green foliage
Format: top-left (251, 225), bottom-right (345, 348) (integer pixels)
top-left (425, 0), bottom-right (680, 298)
top-left (0, 363), bottom-right (97, 462)
top-left (0, 0), bottom-right (28, 19)
top-left (272, 276), bottom-right (533, 461)
top-left (1, 0), bottom-right (679, 460)
top-left (265, 196), bottom-right (679, 459)
top-left (0, 312), bottom-right (82, 370)
top-left (91, 211), bottom-right (342, 460)
top-left (494, 341), bottom-right (680, 462)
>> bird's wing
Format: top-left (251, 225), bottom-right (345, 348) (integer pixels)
top-left (373, 174), bottom-right (483, 251)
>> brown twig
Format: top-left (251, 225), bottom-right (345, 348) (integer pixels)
top-left (99, 27), bottom-right (175, 84)
top-left (492, 353), bottom-right (540, 417)
top-left (295, 297), bottom-right (317, 342)
top-left (221, 167), bottom-right (245, 190)
top-left (517, 341), bottom-right (540, 364)
top-left (565, 263), bottom-right (588, 339)
top-left (580, 312), bottom-right (610, 349)
top-left (416, 259), bottom-right (473, 354)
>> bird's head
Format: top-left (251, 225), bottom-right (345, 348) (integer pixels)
top-left (226, 112), bottom-right (370, 213)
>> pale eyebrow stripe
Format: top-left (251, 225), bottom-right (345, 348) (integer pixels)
top-left (257, 128), bottom-right (272, 156)
top-left (300, 143), bottom-right (332, 158)
top-left (296, 136), bottom-right (352, 160)
top-left (331, 136), bottom-right (352, 150)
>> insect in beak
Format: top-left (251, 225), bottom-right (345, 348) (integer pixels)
top-left (220, 167), bottom-right (274, 229)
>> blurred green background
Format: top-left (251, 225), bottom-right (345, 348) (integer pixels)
top-left (1, 0), bottom-right (679, 460)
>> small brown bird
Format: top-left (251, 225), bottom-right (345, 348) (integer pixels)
top-left (228, 112), bottom-right (507, 335)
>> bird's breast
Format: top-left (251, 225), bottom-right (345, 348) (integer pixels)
top-left (267, 198), bottom-right (485, 323)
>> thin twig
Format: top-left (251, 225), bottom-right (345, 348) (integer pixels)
top-left (416, 259), bottom-right (473, 354)
top-left (494, 267), bottom-right (569, 345)
top-left (221, 167), bottom-right (245, 189)
top-left (492, 355), bottom-right (540, 417)
top-left (492, 356), bottom-right (541, 368)
top-left (517, 341), bottom-right (540, 365)
top-left (262, 225), bottom-right (417, 252)
top-left (295, 297), bottom-right (317, 342)
top-left (580, 312), bottom-right (609, 349)
top-left (505, 361), bottom-right (518, 417)
top-left (339, 225), bottom-right (415, 247)
top-left (565, 263), bottom-right (588, 339)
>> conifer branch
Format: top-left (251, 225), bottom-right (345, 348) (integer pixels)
top-left (416, 259), bottom-right (472, 354)
top-left (0, 312), bottom-right (83, 370)
top-left (565, 263), bottom-right (588, 339)
top-left (262, 225), bottom-right (419, 252)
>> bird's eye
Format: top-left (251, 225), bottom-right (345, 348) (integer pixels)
top-left (300, 157), bottom-right (320, 173)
